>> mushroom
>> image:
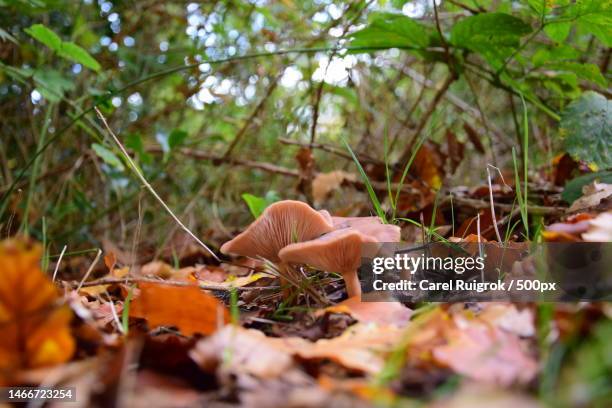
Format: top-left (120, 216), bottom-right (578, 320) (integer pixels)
top-left (221, 200), bottom-right (334, 295)
top-left (278, 228), bottom-right (376, 298)
top-left (330, 215), bottom-right (401, 243)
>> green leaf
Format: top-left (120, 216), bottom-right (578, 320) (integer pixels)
top-left (575, 0), bottom-right (612, 47)
top-left (168, 129), bottom-right (188, 150)
top-left (451, 12), bottom-right (531, 68)
top-left (241, 193), bottom-right (277, 219)
top-left (350, 12), bottom-right (429, 51)
top-left (560, 92), bottom-right (611, 170)
top-left (547, 62), bottom-right (606, 87)
top-left (33, 69), bottom-right (75, 102)
top-left (126, 133), bottom-right (152, 165)
top-left (92, 143), bottom-right (125, 171)
top-left (561, 171), bottom-right (612, 203)
top-left (25, 24), bottom-right (100, 71)
top-left (451, 13), bottom-right (531, 48)
top-left (24, 23), bottom-right (61, 51)
top-left (58, 42), bottom-right (100, 71)
top-left (544, 22), bottom-right (571, 42)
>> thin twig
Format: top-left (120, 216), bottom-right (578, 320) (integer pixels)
top-left (486, 166), bottom-right (503, 242)
top-left (95, 108), bottom-right (220, 261)
top-left (72, 276), bottom-right (280, 292)
top-left (444, 196), bottom-right (565, 215)
top-left (148, 146), bottom-right (422, 195)
top-left (395, 75), bottom-right (454, 172)
top-left (223, 75), bottom-right (280, 157)
top-left (77, 249), bottom-right (102, 291)
top-left (278, 137), bottom-right (382, 165)
top-left (51, 244), bottom-right (67, 282)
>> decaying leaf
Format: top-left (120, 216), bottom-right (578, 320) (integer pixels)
top-left (429, 383), bottom-right (541, 408)
top-left (129, 282), bottom-right (229, 336)
top-left (312, 171), bottom-right (356, 204)
top-left (0, 239), bottom-right (75, 379)
top-left (432, 312), bottom-right (537, 386)
top-left (568, 182), bottom-right (612, 212)
top-left (318, 298), bottom-right (412, 326)
top-left (445, 129), bottom-right (465, 173)
top-left (582, 211), bottom-right (612, 242)
top-left (190, 325), bottom-right (294, 378)
top-left (412, 141), bottom-right (446, 190)
top-left (478, 303), bottom-right (535, 338)
top-left (192, 323), bottom-right (405, 377)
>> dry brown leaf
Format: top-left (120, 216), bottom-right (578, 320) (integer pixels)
top-left (582, 211), bottom-right (612, 241)
top-left (429, 382), bottom-right (541, 408)
top-left (104, 251), bottom-right (117, 272)
top-left (78, 265), bottom-right (130, 297)
top-left (192, 323), bottom-right (404, 376)
top-left (190, 325), bottom-right (295, 378)
top-left (319, 298), bottom-right (412, 327)
top-left (129, 282), bottom-right (229, 336)
top-left (412, 141), bottom-right (445, 190)
top-left (294, 323), bottom-right (404, 374)
top-left (568, 182), bottom-right (612, 212)
top-left (0, 239), bottom-right (75, 380)
top-left (445, 129), bottom-right (465, 174)
top-left (432, 316), bottom-right (537, 385)
top-left (312, 171), bottom-right (356, 204)
top-left (478, 303), bottom-right (535, 337)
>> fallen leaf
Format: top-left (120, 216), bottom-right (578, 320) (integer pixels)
top-left (582, 211), bottom-right (612, 241)
top-left (568, 182), bottom-right (612, 212)
top-left (192, 323), bottom-right (404, 376)
top-left (432, 316), bottom-right (537, 385)
top-left (445, 129), bottom-right (464, 173)
top-left (190, 325), bottom-right (295, 378)
top-left (312, 171), bottom-right (356, 205)
top-left (553, 153), bottom-right (579, 186)
top-left (319, 298), bottom-right (412, 327)
top-left (478, 303), bottom-right (535, 337)
top-left (129, 282), bottom-right (229, 336)
top-left (295, 323), bottom-right (405, 374)
top-left (412, 141), bottom-right (446, 190)
top-left (0, 239), bottom-right (75, 379)
top-left (429, 382), bottom-right (541, 408)
top-left (198, 272), bottom-right (266, 289)
top-left (463, 122), bottom-right (485, 154)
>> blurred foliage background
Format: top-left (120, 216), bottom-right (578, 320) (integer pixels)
top-left (0, 0), bottom-right (610, 252)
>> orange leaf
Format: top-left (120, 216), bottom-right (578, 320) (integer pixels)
top-left (0, 239), bottom-right (75, 379)
top-left (129, 282), bottom-right (229, 336)
top-left (319, 297), bottom-right (412, 326)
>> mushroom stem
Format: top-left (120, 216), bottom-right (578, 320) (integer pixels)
top-left (342, 270), bottom-right (362, 299)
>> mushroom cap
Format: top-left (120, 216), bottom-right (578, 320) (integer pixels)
top-left (332, 216), bottom-right (401, 243)
top-left (278, 228), bottom-right (375, 274)
top-left (220, 200), bottom-right (334, 262)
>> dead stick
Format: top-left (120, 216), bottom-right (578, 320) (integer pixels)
top-left (70, 276), bottom-right (279, 291)
top-left (445, 196), bottom-right (565, 215)
top-left (395, 75), bottom-right (454, 171)
top-left (148, 146), bottom-right (422, 195)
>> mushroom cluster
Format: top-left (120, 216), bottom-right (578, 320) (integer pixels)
top-left (221, 200), bottom-right (400, 299)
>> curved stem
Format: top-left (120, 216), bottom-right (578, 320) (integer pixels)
top-left (343, 269), bottom-right (362, 299)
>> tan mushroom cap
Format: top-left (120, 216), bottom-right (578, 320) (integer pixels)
top-left (220, 200), bottom-right (334, 262)
top-left (278, 228), bottom-right (374, 274)
top-left (331, 216), bottom-right (401, 243)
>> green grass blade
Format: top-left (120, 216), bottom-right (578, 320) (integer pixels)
top-left (342, 138), bottom-right (387, 223)
top-left (122, 286), bottom-right (134, 335)
top-left (512, 148), bottom-right (529, 238)
top-left (392, 135), bottom-right (426, 221)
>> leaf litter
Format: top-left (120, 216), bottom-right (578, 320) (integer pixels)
top-left (2, 180), bottom-right (611, 406)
